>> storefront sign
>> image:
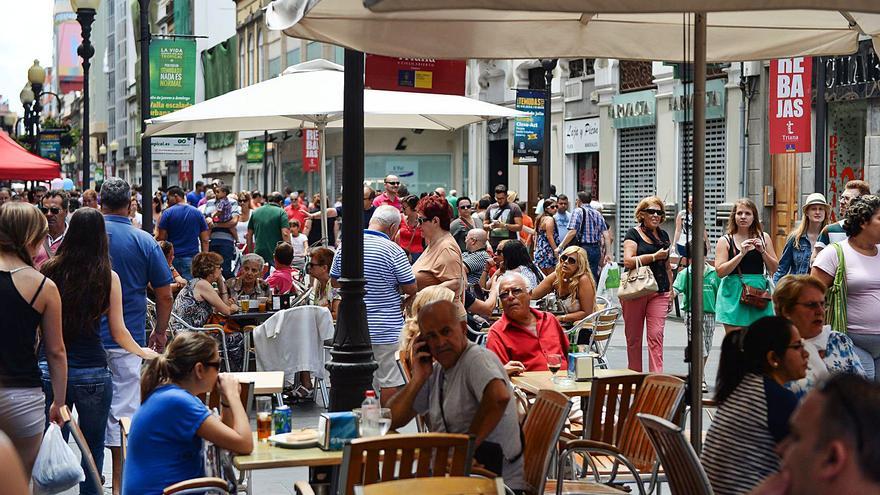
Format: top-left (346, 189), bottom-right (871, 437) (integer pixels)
top-left (247, 140), bottom-right (265, 163)
top-left (769, 57), bottom-right (812, 154)
top-left (513, 90), bottom-right (545, 166)
top-left (824, 40), bottom-right (880, 101)
top-left (149, 39), bottom-right (197, 118)
top-left (302, 129), bottom-right (320, 173)
top-left (564, 117), bottom-right (600, 154)
top-left (151, 137), bottom-right (195, 161)
top-left (671, 79), bottom-right (726, 122)
top-left (38, 131), bottom-right (62, 163)
top-left (609, 90), bottom-right (656, 129)
top-left (365, 55), bottom-right (466, 96)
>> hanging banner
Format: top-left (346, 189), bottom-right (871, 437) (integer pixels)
top-left (365, 55), bottom-right (466, 96)
top-left (769, 57), bottom-right (812, 154)
top-left (38, 131), bottom-right (62, 163)
top-left (149, 39), bottom-right (197, 118)
top-left (513, 89), bottom-right (545, 166)
top-left (247, 140), bottom-right (265, 163)
top-left (179, 160), bottom-right (192, 182)
top-left (151, 137), bottom-right (195, 160)
top-left (302, 129), bottom-right (320, 173)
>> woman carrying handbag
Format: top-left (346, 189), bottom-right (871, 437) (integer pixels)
top-left (714, 198), bottom-right (778, 334)
top-left (621, 196), bottom-right (673, 373)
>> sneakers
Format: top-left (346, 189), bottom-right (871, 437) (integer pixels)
top-left (702, 381), bottom-right (709, 393)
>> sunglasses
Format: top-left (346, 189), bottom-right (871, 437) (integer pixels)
top-left (499, 287), bottom-right (526, 299)
top-left (546, 205), bottom-right (558, 210)
top-left (459, 204), bottom-right (472, 210)
top-left (643, 208), bottom-right (664, 217)
top-left (202, 361), bottom-right (221, 370)
top-left (417, 216), bottom-right (432, 224)
top-left (39, 206), bottom-right (62, 215)
top-left (385, 181), bottom-right (400, 186)
top-left (560, 254), bottom-right (577, 264)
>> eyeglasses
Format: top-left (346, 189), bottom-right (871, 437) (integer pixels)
top-left (643, 208), bottom-right (664, 217)
top-left (417, 216), bottom-right (432, 224)
top-left (385, 181), bottom-right (400, 186)
top-left (499, 287), bottom-right (527, 299)
top-left (560, 254), bottom-right (577, 265)
top-left (459, 204), bottom-right (472, 210)
top-left (202, 361), bottom-right (221, 370)
top-left (39, 206), bottom-right (62, 215)
top-left (795, 301), bottom-right (826, 310)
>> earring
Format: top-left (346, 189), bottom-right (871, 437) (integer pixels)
top-left (772, 362), bottom-right (778, 368)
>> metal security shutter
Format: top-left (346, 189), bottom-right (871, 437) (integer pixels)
top-left (617, 126), bottom-right (657, 258)
top-left (681, 119), bottom-right (726, 257)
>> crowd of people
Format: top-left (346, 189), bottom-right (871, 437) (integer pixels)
top-left (0, 173), bottom-right (878, 494)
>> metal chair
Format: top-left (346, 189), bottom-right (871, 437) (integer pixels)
top-left (170, 311), bottom-right (233, 371)
top-left (567, 307), bottom-right (621, 369)
top-left (637, 414), bottom-right (713, 495)
top-left (354, 477), bottom-right (506, 495)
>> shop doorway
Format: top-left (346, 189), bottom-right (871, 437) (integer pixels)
top-left (771, 153), bottom-right (799, 255)
top-left (489, 139), bottom-right (509, 194)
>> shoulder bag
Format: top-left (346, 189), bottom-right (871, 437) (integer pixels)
top-left (619, 256), bottom-right (658, 301)
top-left (825, 243), bottom-right (848, 333)
top-left (737, 266), bottom-right (772, 310)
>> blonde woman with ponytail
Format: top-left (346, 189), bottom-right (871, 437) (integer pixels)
top-left (0, 202), bottom-right (66, 475)
top-left (123, 332), bottom-right (252, 494)
top-left (400, 286), bottom-right (457, 370)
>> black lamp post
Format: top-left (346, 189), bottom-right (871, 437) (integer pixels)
top-left (73, 0), bottom-right (101, 191)
top-left (19, 83), bottom-right (36, 146)
top-left (540, 59), bottom-right (557, 200)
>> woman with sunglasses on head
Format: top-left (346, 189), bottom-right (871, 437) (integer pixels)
top-left (531, 246), bottom-right (596, 324)
top-left (123, 332), bottom-right (252, 495)
top-left (533, 198), bottom-right (560, 275)
top-left (772, 275), bottom-right (865, 399)
top-left (621, 196), bottom-right (674, 372)
top-left (701, 316), bottom-right (807, 495)
top-left (715, 198), bottom-right (779, 334)
top-left (412, 195), bottom-right (466, 308)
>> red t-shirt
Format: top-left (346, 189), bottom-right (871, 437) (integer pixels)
top-left (397, 220), bottom-right (424, 255)
top-left (486, 308), bottom-right (570, 371)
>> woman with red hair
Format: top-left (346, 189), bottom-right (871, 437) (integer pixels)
top-left (412, 195), bottom-right (466, 308)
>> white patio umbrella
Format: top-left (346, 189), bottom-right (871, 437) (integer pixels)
top-left (145, 59), bottom-right (525, 245)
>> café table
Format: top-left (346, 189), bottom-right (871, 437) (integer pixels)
top-left (228, 311), bottom-right (278, 326)
top-left (234, 435), bottom-right (344, 495)
top-left (231, 371), bottom-right (285, 402)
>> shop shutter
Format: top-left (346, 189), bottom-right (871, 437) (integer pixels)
top-left (680, 119), bottom-right (726, 257)
top-left (617, 126), bottom-right (657, 258)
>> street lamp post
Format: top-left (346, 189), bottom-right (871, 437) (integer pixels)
top-left (28, 60), bottom-right (47, 155)
top-left (19, 83), bottom-right (35, 145)
top-left (540, 59), bottom-right (557, 201)
top-left (73, 0), bottom-right (101, 191)
top-left (98, 143), bottom-right (107, 186)
top-left (109, 140), bottom-right (119, 180)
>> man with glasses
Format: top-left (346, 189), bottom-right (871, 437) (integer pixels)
top-left (486, 272), bottom-right (569, 375)
top-left (749, 374), bottom-right (880, 495)
top-left (373, 174), bottom-right (402, 210)
top-left (33, 191), bottom-right (69, 268)
top-left (450, 196), bottom-right (476, 252)
top-left (484, 184), bottom-right (523, 250)
top-left (813, 180), bottom-right (871, 260)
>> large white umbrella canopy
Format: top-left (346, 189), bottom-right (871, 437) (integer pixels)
top-left (265, 0), bottom-right (880, 61)
top-left (144, 59), bottom-right (524, 137)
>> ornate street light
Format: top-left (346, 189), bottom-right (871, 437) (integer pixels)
top-left (109, 140), bottom-right (119, 178)
top-left (72, 0), bottom-right (102, 190)
top-left (19, 83), bottom-right (35, 142)
top-left (2, 113), bottom-right (17, 134)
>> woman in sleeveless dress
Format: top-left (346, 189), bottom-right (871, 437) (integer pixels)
top-left (534, 198), bottom-right (560, 275)
top-left (714, 198), bottom-right (779, 333)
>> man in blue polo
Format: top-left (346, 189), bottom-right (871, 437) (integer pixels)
top-left (186, 181), bottom-right (205, 207)
top-left (157, 186), bottom-right (209, 280)
top-left (558, 191), bottom-right (611, 283)
top-left (330, 205), bottom-right (417, 403)
top-left (99, 177), bottom-right (174, 495)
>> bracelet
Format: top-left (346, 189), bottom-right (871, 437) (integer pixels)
top-left (220, 401), bottom-right (231, 407)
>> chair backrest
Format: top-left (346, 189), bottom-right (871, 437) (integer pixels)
top-left (585, 373), bottom-right (646, 446)
top-left (354, 476), bottom-right (505, 495)
top-left (338, 433), bottom-right (475, 495)
top-left (595, 295), bottom-right (610, 310)
top-left (394, 351), bottom-right (428, 433)
top-left (637, 413), bottom-right (713, 495)
top-left (589, 307), bottom-right (621, 345)
top-left (60, 406), bottom-right (104, 494)
top-left (521, 390), bottom-right (572, 495)
top-left (618, 375), bottom-right (687, 473)
top-left (206, 380), bottom-right (255, 415)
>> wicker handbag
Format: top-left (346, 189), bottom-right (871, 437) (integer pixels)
top-left (619, 257), bottom-right (658, 301)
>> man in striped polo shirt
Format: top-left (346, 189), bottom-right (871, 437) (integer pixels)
top-left (331, 205), bottom-right (417, 403)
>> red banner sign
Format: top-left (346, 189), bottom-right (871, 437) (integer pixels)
top-left (178, 160), bottom-right (192, 182)
top-left (769, 57), bottom-right (812, 154)
top-left (365, 55), bottom-right (466, 96)
top-left (303, 129), bottom-right (320, 173)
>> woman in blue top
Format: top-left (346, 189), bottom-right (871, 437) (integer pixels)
top-left (123, 332), bottom-right (253, 494)
top-left (40, 208), bottom-right (158, 495)
top-left (773, 193), bottom-right (829, 284)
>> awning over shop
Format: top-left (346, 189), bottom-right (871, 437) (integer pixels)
top-left (0, 131), bottom-right (62, 181)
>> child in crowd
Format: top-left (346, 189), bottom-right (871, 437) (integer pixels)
top-left (159, 240), bottom-right (187, 294)
top-left (672, 246), bottom-right (720, 392)
top-left (289, 219), bottom-right (309, 270)
top-left (267, 242), bottom-right (298, 295)
top-left (211, 184), bottom-right (238, 243)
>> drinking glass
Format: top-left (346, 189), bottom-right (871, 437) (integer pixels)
top-left (256, 396), bottom-right (272, 441)
top-left (547, 354), bottom-right (563, 384)
top-left (377, 408), bottom-right (392, 436)
top-left (239, 296), bottom-right (250, 312)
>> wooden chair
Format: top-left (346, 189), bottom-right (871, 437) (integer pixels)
top-left (206, 380), bottom-right (255, 415)
top-left (293, 433), bottom-right (475, 495)
top-left (164, 477), bottom-right (232, 495)
top-left (59, 406), bottom-right (104, 495)
top-left (394, 350), bottom-right (428, 432)
top-left (354, 476), bottom-right (506, 495)
top-left (556, 375), bottom-right (686, 495)
top-left (637, 414), bottom-right (713, 495)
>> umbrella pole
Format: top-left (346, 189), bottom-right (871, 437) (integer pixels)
top-left (263, 130), bottom-right (270, 196)
top-left (689, 11), bottom-right (707, 454)
top-left (319, 122), bottom-right (328, 247)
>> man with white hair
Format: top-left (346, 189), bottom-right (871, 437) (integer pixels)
top-left (330, 205), bottom-right (417, 402)
top-left (486, 272), bottom-right (570, 375)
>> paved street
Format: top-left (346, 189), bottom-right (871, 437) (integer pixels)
top-left (66, 313), bottom-right (723, 494)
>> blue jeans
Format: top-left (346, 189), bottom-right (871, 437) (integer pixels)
top-left (40, 362), bottom-right (112, 495)
top-left (173, 255), bottom-right (194, 281)
top-left (581, 243), bottom-right (602, 284)
top-left (210, 238), bottom-right (236, 279)
top-left (849, 332), bottom-right (880, 381)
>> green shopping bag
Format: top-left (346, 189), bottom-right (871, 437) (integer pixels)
top-left (826, 243), bottom-right (848, 334)
top-left (604, 262), bottom-right (621, 289)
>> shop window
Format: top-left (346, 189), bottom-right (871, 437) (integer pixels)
top-left (364, 154), bottom-right (452, 196)
top-left (306, 42), bottom-right (322, 61)
top-left (528, 67), bottom-right (547, 90)
top-left (268, 57), bottom-right (281, 78)
top-left (334, 46), bottom-right (344, 64)
top-left (575, 152), bottom-right (599, 198)
top-left (286, 47), bottom-right (301, 67)
top-left (568, 59), bottom-right (595, 79)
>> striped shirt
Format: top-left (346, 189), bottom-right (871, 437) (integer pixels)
top-left (462, 249), bottom-right (490, 285)
top-left (330, 229), bottom-right (415, 345)
top-left (567, 205), bottom-right (607, 245)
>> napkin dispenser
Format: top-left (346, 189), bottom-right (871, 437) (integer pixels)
top-left (317, 412), bottom-right (358, 451)
top-left (568, 352), bottom-right (598, 381)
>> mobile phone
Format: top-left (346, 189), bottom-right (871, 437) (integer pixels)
top-left (415, 335), bottom-right (433, 364)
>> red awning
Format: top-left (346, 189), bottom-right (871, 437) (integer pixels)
top-left (0, 131), bottom-right (62, 181)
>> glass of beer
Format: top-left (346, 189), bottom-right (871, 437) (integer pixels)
top-left (256, 396), bottom-right (272, 441)
top-left (239, 296), bottom-right (250, 312)
top-left (258, 297), bottom-right (267, 312)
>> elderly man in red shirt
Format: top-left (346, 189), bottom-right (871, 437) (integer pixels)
top-left (486, 272), bottom-right (569, 376)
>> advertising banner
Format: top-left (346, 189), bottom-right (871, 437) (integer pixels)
top-left (151, 137), bottom-right (195, 161)
top-left (39, 131), bottom-right (62, 163)
top-left (564, 117), bottom-right (600, 154)
top-left (247, 140), bottom-right (265, 163)
top-left (179, 160), bottom-right (192, 182)
top-left (769, 57), bottom-right (812, 154)
top-left (513, 90), bottom-right (545, 166)
top-left (365, 55), bottom-right (466, 96)
top-left (149, 39), bottom-right (197, 118)
top-left (303, 129), bottom-right (320, 173)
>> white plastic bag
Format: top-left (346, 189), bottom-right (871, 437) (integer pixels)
top-left (596, 261), bottom-right (620, 308)
top-left (32, 423), bottom-right (85, 495)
